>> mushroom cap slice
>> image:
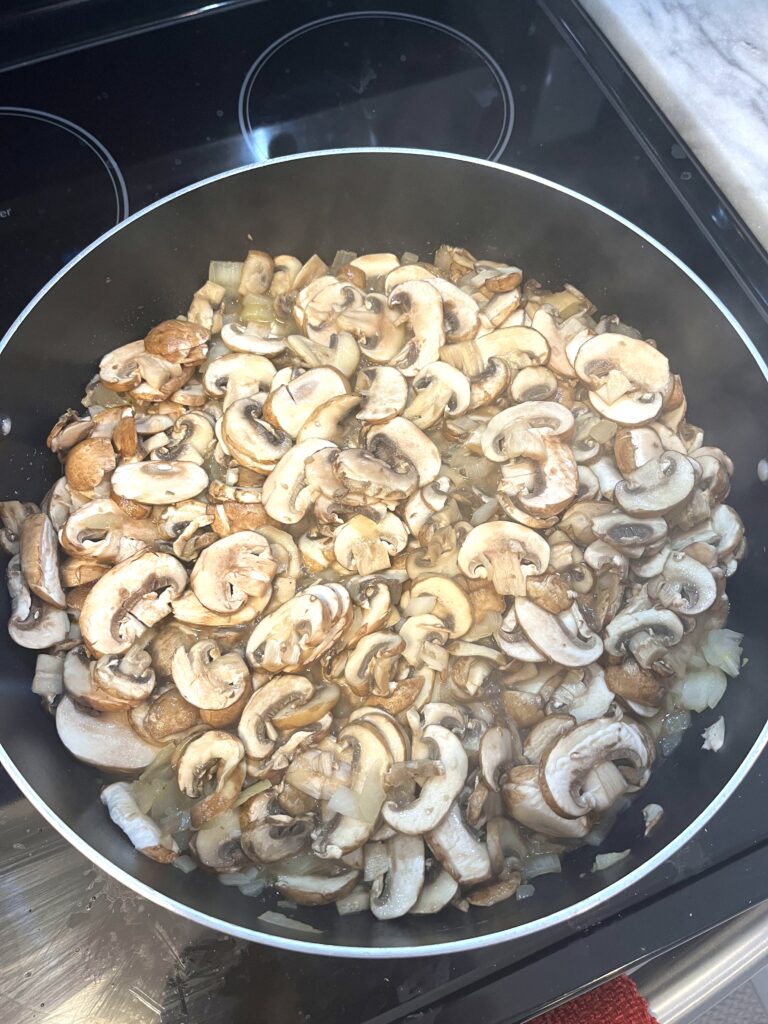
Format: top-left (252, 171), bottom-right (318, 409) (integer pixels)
top-left (403, 361), bottom-right (471, 429)
top-left (603, 605), bottom-right (684, 668)
top-left (574, 333), bottom-right (671, 397)
top-left (111, 461), bottom-right (208, 505)
top-left (262, 439), bottom-right (337, 524)
top-left (502, 764), bottom-right (591, 838)
top-left (482, 402), bottom-right (574, 463)
top-left (330, 447), bottom-right (419, 506)
top-left (189, 808), bottom-right (247, 872)
top-left (646, 550), bottom-right (717, 615)
top-left (382, 725), bottom-right (467, 835)
top-left (458, 521), bottom-right (550, 597)
top-left (410, 867), bottom-right (459, 914)
top-left (238, 673), bottom-right (314, 759)
top-left (20, 512), bottom-right (65, 608)
top-left (175, 729), bottom-right (246, 828)
top-left (333, 513), bottom-right (408, 575)
top-left (171, 640), bottom-right (250, 710)
top-left (426, 803), bottom-right (491, 886)
top-left (80, 551), bottom-right (187, 656)
top-left (614, 451), bottom-right (696, 516)
top-left (144, 319), bottom-right (209, 364)
top-left (388, 279), bottom-right (445, 376)
top-left (263, 367), bottom-right (350, 438)
top-left (365, 417), bottom-right (441, 487)
top-left (539, 718), bottom-right (654, 818)
top-left (356, 366), bottom-right (408, 423)
top-left (479, 725), bottom-right (522, 790)
top-left (515, 598), bottom-right (603, 667)
top-left (409, 576), bottom-right (473, 638)
top-left (190, 530), bottom-right (276, 614)
top-left (370, 834), bottom-right (425, 920)
top-left (245, 582), bottom-right (351, 673)
top-left (7, 555), bottom-right (69, 649)
top-left (56, 695), bottom-right (160, 771)
top-left (240, 792), bottom-right (310, 863)
top-left (276, 869), bottom-right (360, 906)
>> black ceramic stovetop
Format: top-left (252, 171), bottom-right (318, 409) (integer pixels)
top-left (2, 2), bottom-right (768, 1022)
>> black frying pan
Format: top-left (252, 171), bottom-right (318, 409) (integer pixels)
top-left (1, 150), bottom-right (766, 956)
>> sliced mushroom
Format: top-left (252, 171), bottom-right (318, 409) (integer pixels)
top-left (189, 808), bottom-right (247, 872)
top-left (7, 555), bottom-right (69, 649)
top-left (356, 366), bottom-right (408, 423)
top-left (458, 521), bottom-right (550, 596)
top-left (65, 437), bottom-right (116, 493)
top-left (604, 605), bottom-right (684, 670)
top-left (388, 280), bottom-right (445, 375)
top-left (426, 803), bottom-right (491, 886)
top-left (276, 869), bottom-right (360, 906)
top-left (333, 514), bottom-right (408, 575)
top-left (480, 726), bottom-right (522, 790)
top-left (481, 402), bottom-right (574, 463)
top-left (93, 636), bottom-right (156, 706)
top-left (239, 791), bottom-right (310, 864)
top-left (176, 729), bottom-right (246, 828)
top-left (246, 583), bottom-right (351, 673)
top-left (263, 367), bottom-right (350, 438)
top-left (615, 451), bottom-right (696, 516)
top-left (111, 462), bottom-right (208, 505)
top-left (171, 640), bottom-right (250, 710)
top-left (502, 764), bottom-right (591, 838)
top-left (370, 834), bottom-right (425, 919)
top-left (646, 551), bottom-right (716, 615)
top-left (238, 673), bottom-right (314, 759)
top-left (605, 660), bottom-right (663, 707)
top-left (540, 718), bottom-right (653, 818)
top-left (262, 439), bottom-right (337, 524)
top-left (365, 417), bottom-right (441, 487)
top-left (238, 250), bottom-right (273, 295)
top-left (515, 598), bottom-right (603, 667)
top-left (403, 361), bottom-right (471, 429)
top-left (382, 725), bottom-right (467, 834)
top-left (56, 695), bottom-right (160, 771)
top-left (80, 551), bottom-right (187, 656)
top-left (410, 866), bottom-right (460, 914)
top-left (190, 531), bottom-right (276, 614)
top-left (20, 512), bottom-right (65, 608)
top-left (144, 319), bottom-right (209, 364)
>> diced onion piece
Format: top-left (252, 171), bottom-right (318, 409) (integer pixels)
top-left (674, 667), bottom-right (727, 712)
top-left (702, 716), bottom-right (725, 752)
top-left (241, 293), bottom-right (274, 323)
top-left (172, 855), bottom-right (198, 874)
top-left (327, 786), bottom-right (364, 820)
top-left (516, 883), bottom-right (536, 901)
top-left (592, 850), bottom-right (630, 872)
top-left (642, 803), bottom-right (664, 836)
top-left (32, 653), bottom-right (64, 697)
top-left (208, 261), bottom-right (243, 296)
top-left (522, 852), bottom-right (561, 880)
top-left (403, 594), bottom-right (437, 617)
top-left (702, 629), bottom-right (744, 678)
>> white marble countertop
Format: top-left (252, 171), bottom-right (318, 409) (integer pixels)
top-left (580, 0), bottom-right (768, 250)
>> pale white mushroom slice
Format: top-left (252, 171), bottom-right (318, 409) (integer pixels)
top-left (574, 332), bottom-right (671, 401)
top-left (59, 498), bottom-right (157, 563)
top-left (481, 401), bottom-right (574, 463)
top-left (428, 277), bottom-right (480, 342)
top-left (150, 411), bottom-right (214, 465)
top-left (171, 640), bottom-right (250, 710)
top-left (262, 439), bottom-right (337, 524)
top-left (101, 781), bottom-right (179, 863)
top-left (220, 399), bottom-right (293, 473)
top-left (333, 513), bottom-right (408, 575)
top-left (190, 531), bottom-right (276, 614)
top-left (370, 834), bottom-right (425, 920)
top-left (80, 551), bottom-right (187, 656)
top-left (326, 447), bottom-right (419, 507)
top-left (276, 869), bottom-right (360, 907)
top-left (382, 725), bottom-right (467, 835)
top-left (409, 576), bottom-right (473, 638)
top-left (7, 555), bottom-right (69, 649)
top-left (603, 606), bottom-right (684, 670)
top-left (365, 416), bottom-right (441, 487)
top-left (349, 252), bottom-right (400, 283)
top-left (614, 451), bottom-right (696, 516)
top-left (203, 351), bottom-right (275, 401)
top-left (646, 551), bottom-right (716, 615)
top-left (20, 512), bottom-right (65, 608)
top-left (410, 867), bottom-right (459, 914)
top-left (458, 521), bottom-right (550, 596)
top-left (176, 729), bottom-right (246, 828)
top-left (245, 582), bottom-right (351, 673)
top-left (238, 250), bottom-right (274, 295)
top-left (263, 366), bottom-right (350, 438)
top-left (295, 394), bottom-right (361, 444)
top-left (403, 362), bottom-right (471, 429)
top-left (111, 461), bottom-right (208, 505)
top-left (479, 726), bottom-right (522, 791)
top-left (388, 280), bottom-right (445, 376)
top-left (189, 808), bottom-right (247, 872)
top-left (502, 764), bottom-right (591, 838)
top-left (539, 718), bottom-right (654, 818)
top-left (220, 321), bottom-right (285, 357)
top-left (426, 803), bottom-right (491, 887)
top-left (238, 673), bottom-right (314, 759)
top-left (514, 598), bottom-right (603, 668)
top-left (93, 637), bottom-right (156, 707)
top-left (171, 590), bottom-right (262, 626)
top-left (355, 366), bottom-right (408, 423)
top-left (56, 695), bottom-right (160, 771)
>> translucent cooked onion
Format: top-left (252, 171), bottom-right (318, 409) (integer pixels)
top-left (592, 850), bottom-right (630, 871)
top-left (522, 853), bottom-right (561, 880)
top-left (702, 629), bottom-right (743, 678)
top-left (208, 260), bottom-right (243, 296)
top-left (674, 668), bottom-right (728, 712)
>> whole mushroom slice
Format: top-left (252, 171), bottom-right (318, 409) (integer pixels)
top-left (189, 808), bottom-right (248, 873)
top-left (203, 352), bottom-right (276, 403)
top-left (144, 319), bottom-right (209, 365)
top-left (646, 551), bottom-right (717, 616)
top-left (99, 339), bottom-right (145, 392)
top-left (382, 725), bottom-right (467, 835)
top-left (263, 367), bottom-right (350, 438)
top-left (365, 417), bottom-right (441, 488)
top-left (93, 636), bottom-right (156, 706)
top-left (429, 277), bottom-right (480, 342)
top-left (59, 498), bottom-right (156, 563)
top-left (501, 764), bottom-right (591, 838)
top-left (111, 461), bottom-right (208, 505)
top-left (523, 716), bottom-right (576, 764)
top-left (540, 718), bottom-right (654, 819)
top-left (171, 590), bottom-right (262, 627)
top-left (458, 521), bottom-right (550, 597)
top-left (171, 640), bottom-right (250, 710)
top-left (20, 512), bottom-right (65, 608)
top-left (388, 279), bottom-right (445, 376)
top-left (515, 598), bottom-right (603, 667)
top-left (409, 576), bottom-right (473, 638)
top-left (190, 530), bottom-right (277, 614)
top-left (246, 583), bottom-right (351, 673)
top-left (238, 249), bottom-right (274, 295)
top-left (330, 448), bottom-right (419, 506)
top-left (333, 514), bottom-right (409, 575)
top-left (176, 729), bottom-right (246, 828)
top-left (101, 782), bottom-right (179, 863)
top-left (238, 674), bottom-right (314, 759)
top-left (7, 555), bottom-right (69, 649)
top-left (574, 332), bottom-right (671, 402)
top-left (480, 726), bottom-right (522, 791)
top-left (481, 402), bottom-right (574, 464)
top-left (276, 869), bottom-right (360, 907)
top-left (295, 394), bottom-right (361, 444)
top-left (410, 866), bottom-right (459, 914)
top-left (56, 695), bottom-right (160, 771)
top-left (614, 451), bottom-right (696, 517)
top-left (0, 501), bottom-right (40, 555)
top-left (356, 366), bottom-right (408, 423)
top-left (150, 411), bottom-right (214, 465)
top-left (495, 607), bottom-right (546, 663)
top-left (603, 606), bottom-right (684, 670)
top-left (370, 834), bottom-right (425, 920)
top-left (343, 631), bottom-right (404, 697)
top-left (80, 551), bottom-right (187, 656)
top-left (262, 439), bottom-right (337, 524)
top-left (426, 803), bottom-right (491, 887)
top-left (403, 362), bottom-right (471, 430)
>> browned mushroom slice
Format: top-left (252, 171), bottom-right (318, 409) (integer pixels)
top-left (65, 437), bottom-right (116, 494)
top-left (189, 809), bottom-right (248, 873)
top-left (238, 674), bottom-right (314, 759)
top-left (144, 319), bottom-right (209, 364)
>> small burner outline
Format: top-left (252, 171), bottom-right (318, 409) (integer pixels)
top-left (238, 10), bottom-right (514, 162)
top-left (0, 106), bottom-right (129, 223)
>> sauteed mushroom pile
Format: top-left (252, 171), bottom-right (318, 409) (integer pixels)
top-left (3, 244), bottom-right (745, 917)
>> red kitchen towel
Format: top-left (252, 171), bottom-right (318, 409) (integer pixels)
top-left (529, 976), bottom-right (658, 1024)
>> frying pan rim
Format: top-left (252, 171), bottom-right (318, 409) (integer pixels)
top-left (0, 147), bottom-right (765, 958)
